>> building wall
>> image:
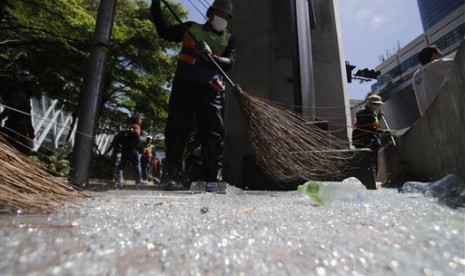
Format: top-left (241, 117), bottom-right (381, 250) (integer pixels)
top-left (224, 0), bottom-right (296, 186)
top-left (311, 0), bottom-right (352, 141)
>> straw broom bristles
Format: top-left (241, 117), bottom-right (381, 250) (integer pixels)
top-left (0, 136), bottom-right (90, 214)
top-left (234, 88), bottom-right (353, 182)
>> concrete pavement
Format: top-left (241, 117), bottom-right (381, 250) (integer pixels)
top-left (1, 184), bottom-right (464, 275)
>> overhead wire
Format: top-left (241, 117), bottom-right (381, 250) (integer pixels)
top-left (185, 0), bottom-right (208, 20)
top-left (1, 104), bottom-right (95, 139)
top-left (0, 93), bottom-right (388, 151)
top-left (231, 94), bottom-right (371, 135)
top-left (197, 0), bottom-right (211, 10)
top-left (0, 102), bottom-right (114, 184)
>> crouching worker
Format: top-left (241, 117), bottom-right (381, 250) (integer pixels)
top-left (352, 95), bottom-right (395, 185)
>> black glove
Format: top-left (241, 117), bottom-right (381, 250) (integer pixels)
top-left (231, 84), bottom-right (244, 96)
top-left (212, 55), bottom-right (230, 65)
top-left (150, 0), bottom-right (162, 13)
top-left (388, 130), bottom-right (400, 137)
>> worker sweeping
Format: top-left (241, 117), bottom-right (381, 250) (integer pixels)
top-left (150, 0), bottom-right (237, 189)
top-left (352, 95), bottom-right (395, 184)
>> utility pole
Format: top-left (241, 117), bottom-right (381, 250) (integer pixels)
top-left (70, 0), bottom-right (117, 187)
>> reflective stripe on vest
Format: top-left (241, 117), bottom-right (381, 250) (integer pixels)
top-left (373, 116), bottom-right (380, 129)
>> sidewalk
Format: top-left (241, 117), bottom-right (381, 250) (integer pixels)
top-left (1, 186), bottom-right (464, 275)
top-left (87, 178), bottom-right (186, 192)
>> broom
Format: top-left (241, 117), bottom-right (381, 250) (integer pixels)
top-left (160, 0), bottom-right (353, 182)
top-left (0, 135), bottom-right (90, 214)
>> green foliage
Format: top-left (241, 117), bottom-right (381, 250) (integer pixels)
top-left (89, 153), bottom-right (113, 179)
top-left (1, 0), bottom-right (188, 136)
top-left (1, 0), bottom-right (95, 112)
top-left (29, 154), bottom-right (71, 177)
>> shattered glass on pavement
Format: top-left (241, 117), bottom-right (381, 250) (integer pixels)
top-left (1, 186), bottom-right (464, 275)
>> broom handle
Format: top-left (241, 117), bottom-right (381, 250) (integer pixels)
top-left (380, 113), bottom-right (396, 146)
top-left (160, 0), bottom-right (236, 87)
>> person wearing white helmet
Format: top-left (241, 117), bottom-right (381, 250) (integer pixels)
top-left (141, 135), bottom-right (155, 184)
top-left (150, 0), bottom-right (236, 189)
top-left (352, 95), bottom-right (393, 186)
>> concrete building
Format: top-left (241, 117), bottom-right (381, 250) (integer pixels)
top-left (224, 0), bottom-right (351, 187)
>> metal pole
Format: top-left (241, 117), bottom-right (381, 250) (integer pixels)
top-left (70, 0), bottom-right (117, 187)
top-left (293, 0), bottom-right (316, 119)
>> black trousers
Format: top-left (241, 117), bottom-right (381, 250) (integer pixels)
top-left (354, 136), bottom-right (380, 184)
top-left (164, 78), bottom-right (224, 182)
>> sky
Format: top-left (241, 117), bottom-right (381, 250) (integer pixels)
top-left (174, 0), bottom-right (424, 100)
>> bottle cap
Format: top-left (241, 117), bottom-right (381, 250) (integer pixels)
top-left (297, 184), bottom-right (303, 194)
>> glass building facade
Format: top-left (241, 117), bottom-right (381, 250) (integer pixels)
top-left (417, 0), bottom-right (464, 31)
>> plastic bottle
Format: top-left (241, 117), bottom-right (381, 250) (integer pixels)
top-left (190, 181), bottom-right (206, 194)
top-left (297, 177), bottom-right (367, 206)
top-left (425, 174), bottom-right (464, 199)
top-left (401, 181), bottom-right (430, 194)
top-left (190, 181), bottom-right (227, 194)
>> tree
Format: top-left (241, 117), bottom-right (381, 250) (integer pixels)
top-left (0, 0), bottom-right (187, 139)
top-left (1, 0), bottom-right (94, 108)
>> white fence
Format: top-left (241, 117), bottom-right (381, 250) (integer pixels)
top-left (1, 95), bottom-right (112, 154)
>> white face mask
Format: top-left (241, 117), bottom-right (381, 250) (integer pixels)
top-left (368, 102), bottom-right (381, 112)
top-left (211, 15), bottom-right (228, 32)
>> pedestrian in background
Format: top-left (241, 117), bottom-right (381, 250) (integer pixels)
top-left (103, 124), bottom-right (124, 182)
top-left (412, 45), bottom-right (454, 115)
top-left (141, 136), bottom-right (155, 184)
top-left (131, 116), bottom-right (141, 136)
top-left (114, 125), bottom-right (142, 187)
top-left (150, 0), bottom-right (237, 189)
